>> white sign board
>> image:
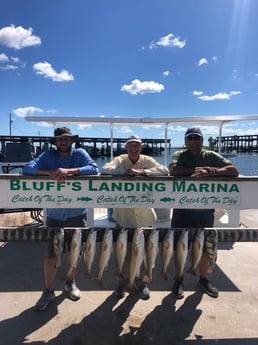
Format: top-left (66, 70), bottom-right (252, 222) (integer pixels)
top-left (0, 175), bottom-right (254, 209)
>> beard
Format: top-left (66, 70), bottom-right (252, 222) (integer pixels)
top-left (57, 144), bottom-right (72, 154)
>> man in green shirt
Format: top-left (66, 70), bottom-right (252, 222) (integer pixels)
top-left (169, 127), bottom-right (239, 299)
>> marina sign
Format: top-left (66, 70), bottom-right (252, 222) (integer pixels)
top-left (1, 175), bottom-right (257, 209)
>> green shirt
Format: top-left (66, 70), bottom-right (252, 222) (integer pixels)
top-left (171, 148), bottom-right (233, 170)
top-left (171, 148), bottom-right (234, 213)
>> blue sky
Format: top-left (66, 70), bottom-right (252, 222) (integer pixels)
top-left (1, 0), bottom-right (258, 147)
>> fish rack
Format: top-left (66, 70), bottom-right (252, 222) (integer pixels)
top-left (0, 226), bottom-right (258, 243)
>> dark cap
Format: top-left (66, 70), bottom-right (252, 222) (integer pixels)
top-left (49, 127), bottom-right (79, 145)
top-left (126, 135), bottom-right (142, 144)
top-left (185, 127), bottom-right (203, 138)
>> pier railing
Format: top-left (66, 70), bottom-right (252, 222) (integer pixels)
top-left (0, 174), bottom-right (258, 241)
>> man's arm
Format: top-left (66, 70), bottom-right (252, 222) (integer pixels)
top-left (191, 165), bottom-right (239, 178)
top-left (169, 163), bottom-right (194, 176)
top-left (101, 156), bottom-right (126, 175)
top-left (141, 157), bottom-right (169, 176)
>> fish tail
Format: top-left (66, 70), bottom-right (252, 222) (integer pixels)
top-left (187, 266), bottom-right (196, 275)
top-left (94, 276), bottom-right (102, 286)
top-left (143, 274), bottom-right (152, 283)
top-left (84, 271), bottom-right (92, 279)
top-left (115, 270), bottom-right (124, 279)
top-left (160, 271), bottom-right (168, 280)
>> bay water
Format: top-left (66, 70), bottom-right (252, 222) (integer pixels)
top-left (0, 150), bottom-right (257, 176)
top-left (95, 150), bottom-right (258, 176)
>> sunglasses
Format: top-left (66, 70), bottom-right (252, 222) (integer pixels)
top-left (186, 135), bottom-right (202, 141)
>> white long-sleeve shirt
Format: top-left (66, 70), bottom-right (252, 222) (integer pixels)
top-left (101, 154), bottom-right (169, 176)
top-left (101, 154), bottom-right (168, 227)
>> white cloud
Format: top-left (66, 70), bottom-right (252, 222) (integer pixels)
top-left (195, 91), bottom-right (241, 101)
top-left (222, 124), bottom-right (258, 136)
top-left (10, 56), bottom-right (21, 63)
top-left (192, 90), bottom-right (203, 96)
top-left (117, 126), bottom-right (134, 134)
top-left (13, 106), bottom-right (43, 118)
top-left (143, 125), bottom-right (163, 130)
top-left (0, 64), bottom-right (19, 70)
top-left (0, 53), bottom-right (9, 62)
top-left (168, 123), bottom-right (258, 140)
top-left (121, 79), bottom-right (164, 95)
top-left (148, 42), bottom-right (156, 50)
top-left (0, 25), bottom-right (41, 49)
top-left (149, 33), bottom-right (186, 50)
top-left (36, 121), bottom-right (52, 128)
top-left (197, 56), bottom-right (218, 66)
top-left (33, 61), bottom-right (74, 82)
top-left (168, 125), bottom-right (220, 137)
top-left (162, 70), bottom-right (170, 77)
top-left (0, 53), bottom-right (26, 70)
top-left (233, 69), bottom-right (239, 79)
top-left (46, 109), bottom-right (58, 114)
top-left (78, 124), bottom-right (92, 130)
top-left (197, 58), bottom-right (208, 66)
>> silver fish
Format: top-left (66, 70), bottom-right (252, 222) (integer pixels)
top-left (175, 229), bottom-right (188, 279)
top-left (205, 229), bottom-right (218, 273)
top-left (96, 228), bottom-right (113, 285)
top-left (65, 228), bottom-right (82, 279)
top-left (128, 227), bottom-right (145, 291)
top-left (143, 228), bottom-right (159, 283)
top-left (160, 229), bottom-right (174, 280)
top-left (115, 228), bottom-right (128, 278)
top-left (83, 228), bottom-right (97, 278)
top-left (187, 229), bottom-right (204, 275)
top-left (53, 228), bottom-right (64, 268)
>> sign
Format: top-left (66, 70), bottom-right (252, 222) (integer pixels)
top-left (0, 176), bottom-right (249, 209)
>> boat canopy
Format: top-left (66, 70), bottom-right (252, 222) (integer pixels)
top-left (25, 114), bottom-right (258, 165)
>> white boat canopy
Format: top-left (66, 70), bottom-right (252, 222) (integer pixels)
top-left (25, 114), bottom-right (258, 165)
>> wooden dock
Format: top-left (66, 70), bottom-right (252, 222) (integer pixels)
top-left (0, 135), bottom-right (171, 159)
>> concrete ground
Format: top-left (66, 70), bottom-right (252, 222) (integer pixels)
top-left (0, 210), bottom-right (258, 345)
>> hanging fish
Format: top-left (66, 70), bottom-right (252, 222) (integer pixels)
top-left (143, 228), bottom-right (159, 283)
top-left (128, 227), bottom-right (145, 291)
top-left (175, 229), bottom-right (188, 279)
top-left (83, 228), bottom-right (97, 278)
top-left (65, 228), bottom-right (82, 279)
top-left (96, 228), bottom-right (113, 285)
top-left (115, 228), bottom-right (128, 278)
top-left (53, 228), bottom-right (64, 268)
top-left (187, 229), bottom-right (204, 275)
top-left (160, 229), bottom-right (174, 280)
top-left (205, 229), bottom-right (218, 273)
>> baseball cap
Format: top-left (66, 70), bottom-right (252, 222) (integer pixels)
top-left (185, 127), bottom-right (203, 137)
top-left (126, 135), bottom-right (142, 144)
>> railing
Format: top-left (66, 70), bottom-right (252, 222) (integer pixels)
top-left (0, 174), bottom-right (258, 241)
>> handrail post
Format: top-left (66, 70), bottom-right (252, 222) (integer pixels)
top-left (87, 208), bottom-right (94, 227)
top-left (227, 209), bottom-right (240, 227)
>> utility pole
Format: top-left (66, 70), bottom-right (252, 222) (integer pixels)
top-left (9, 112), bottom-right (13, 139)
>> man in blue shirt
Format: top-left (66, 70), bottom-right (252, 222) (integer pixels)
top-left (22, 127), bottom-right (98, 311)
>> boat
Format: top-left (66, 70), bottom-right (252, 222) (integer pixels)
top-left (220, 150), bottom-right (237, 158)
top-left (24, 114), bottom-right (258, 165)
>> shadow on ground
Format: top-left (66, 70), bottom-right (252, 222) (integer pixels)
top-left (1, 291), bottom-right (257, 345)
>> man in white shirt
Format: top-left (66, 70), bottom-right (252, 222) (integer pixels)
top-left (101, 135), bottom-right (168, 299)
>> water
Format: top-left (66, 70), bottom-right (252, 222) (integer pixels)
top-left (1, 151), bottom-right (258, 176)
top-left (95, 151), bottom-right (258, 176)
